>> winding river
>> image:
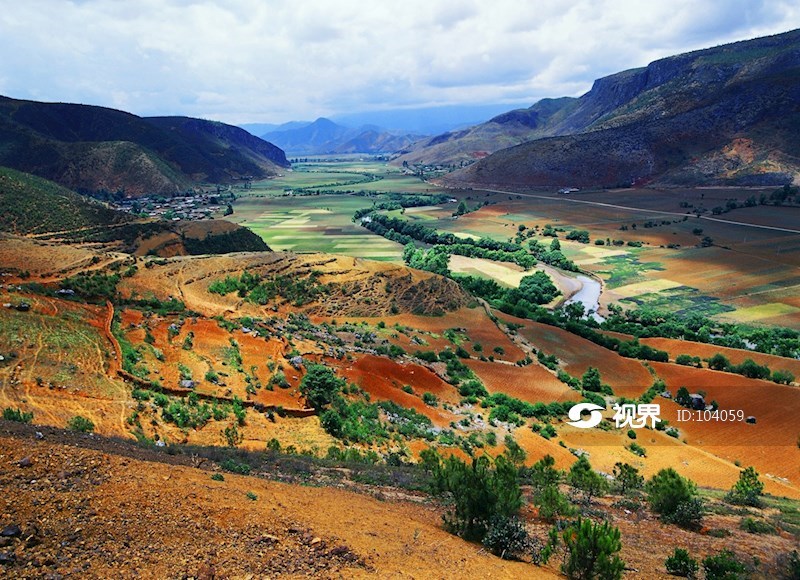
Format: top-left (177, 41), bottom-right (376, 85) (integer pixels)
top-left (564, 275), bottom-right (605, 323)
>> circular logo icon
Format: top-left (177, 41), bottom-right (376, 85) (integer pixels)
top-left (566, 403), bottom-right (604, 429)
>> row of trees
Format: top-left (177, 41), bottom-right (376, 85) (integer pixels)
top-left (421, 437), bottom-right (774, 577)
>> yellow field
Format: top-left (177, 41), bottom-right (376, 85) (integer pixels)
top-left (613, 278), bottom-right (683, 298)
top-left (404, 205), bottom-right (442, 213)
top-left (721, 303), bottom-right (800, 322)
top-left (448, 255), bottom-right (529, 287)
top-left (573, 246), bottom-right (629, 265)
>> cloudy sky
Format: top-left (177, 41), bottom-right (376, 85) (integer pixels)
top-left (1, 0), bottom-right (799, 125)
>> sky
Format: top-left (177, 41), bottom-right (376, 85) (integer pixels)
top-left (1, 0), bottom-right (799, 126)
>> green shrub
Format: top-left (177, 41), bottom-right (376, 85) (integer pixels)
top-left (739, 516), bottom-right (776, 535)
top-left (220, 458), bottom-right (251, 475)
top-left (210, 473), bottom-right (225, 481)
top-left (707, 353), bottom-right (731, 371)
top-left (67, 415), bottom-right (95, 433)
top-left (613, 462), bottom-right (644, 495)
top-left (772, 369), bottom-right (795, 385)
top-left (269, 370), bottom-right (289, 389)
top-left (524, 454), bottom-right (561, 491)
top-left (429, 452), bottom-right (522, 542)
top-left (458, 379), bottom-right (488, 398)
top-left (540, 424), bottom-right (557, 440)
top-left (415, 350), bottom-right (439, 363)
top-left (422, 392), bottom-right (438, 406)
top-left (223, 423), bottom-right (243, 447)
top-left (665, 547), bottom-right (699, 578)
top-left (567, 455), bottom-right (609, 502)
top-left (481, 516), bottom-right (529, 560)
top-left (668, 498), bottom-right (704, 530)
top-left (726, 466), bottom-right (764, 507)
top-left (299, 364), bottom-right (344, 410)
top-left (646, 468), bottom-right (700, 525)
top-left (246, 491), bottom-right (258, 501)
top-left (628, 442), bottom-right (647, 457)
top-left (702, 550), bottom-right (746, 580)
top-left (561, 518), bottom-right (625, 580)
top-left (2, 407), bottom-right (33, 423)
top-left (534, 485), bottom-right (575, 521)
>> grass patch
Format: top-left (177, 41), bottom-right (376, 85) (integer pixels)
top-left (597, 253), bottom-right (665, 288)
top-left (619, 286), bottom-right (735, 317)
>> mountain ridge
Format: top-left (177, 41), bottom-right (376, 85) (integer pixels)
top-left (406, 28), bottom-right (800, 187)
top-left (0, 96), bottom-right (289, 197)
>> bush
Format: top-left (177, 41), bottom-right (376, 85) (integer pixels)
top-left (668, 498), bottom-right (704, 530)
top-left (702, 550), bottom-right (746, 580)
top-left (646, 468), bottom-right (699, 522)
top-left (580, 366), bottom-right (603, 392)
top-left (524, 454), bottom-right (561, 491)
top-left (481, 516), bottom-right (529, 560)
top-left (430, 453), bottom-right (522, 542)
top-left (675, 354), bottom-right (701, 367)
top-left (628, 442), bottom-right (647, 457)
top-left (707, 353), bottom-right (730, 371)
top-left (726, 466), bottom-right (764, 507)
top-left (561, 518), bottom-right (625, 580)
top-left (220, 458), bottom-right (251, 475)
top-left (733, 358), bottom-right (770, 380)
top-left (415, 350), bottom-right (439, 363)
top-left (67, 415), bottom-right (95, 433)
top-left (567, 455), bottom-right (609, 502)
top-left (2, 407), bottom-right (33, 423)
top-left (613, 462), bottom-right (644, 495)
top-left (299, 364), bottom-right (344, 410)
top-left (739, 516), bottom-right (776, 535)
top-left (772, 369), bottom-right (795, 385)
top-left (422, 392), bottom-right (438, 406)
top-left (210, 473), bottom-right (224, 481)
top-left (665, 547), bottom-right (699, 578)
top-left (458, 379), bottom-right (488, 398)
top-left (131, 389), bottom-right (151, 401)
top-left (534, 484), bottom-right (575, 521)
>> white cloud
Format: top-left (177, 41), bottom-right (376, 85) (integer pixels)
top-left (0, 0), bottom-right (798, 123)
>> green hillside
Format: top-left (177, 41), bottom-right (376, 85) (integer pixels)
top-left (0, 166), bottom-right (132, 234)
top-left (0, 97), bottom-right (289, 197)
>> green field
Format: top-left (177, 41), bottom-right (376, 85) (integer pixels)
top-left (227, 160), bottom-right (457, 260)
top-left (230, 195), bottom-right (403, 259)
